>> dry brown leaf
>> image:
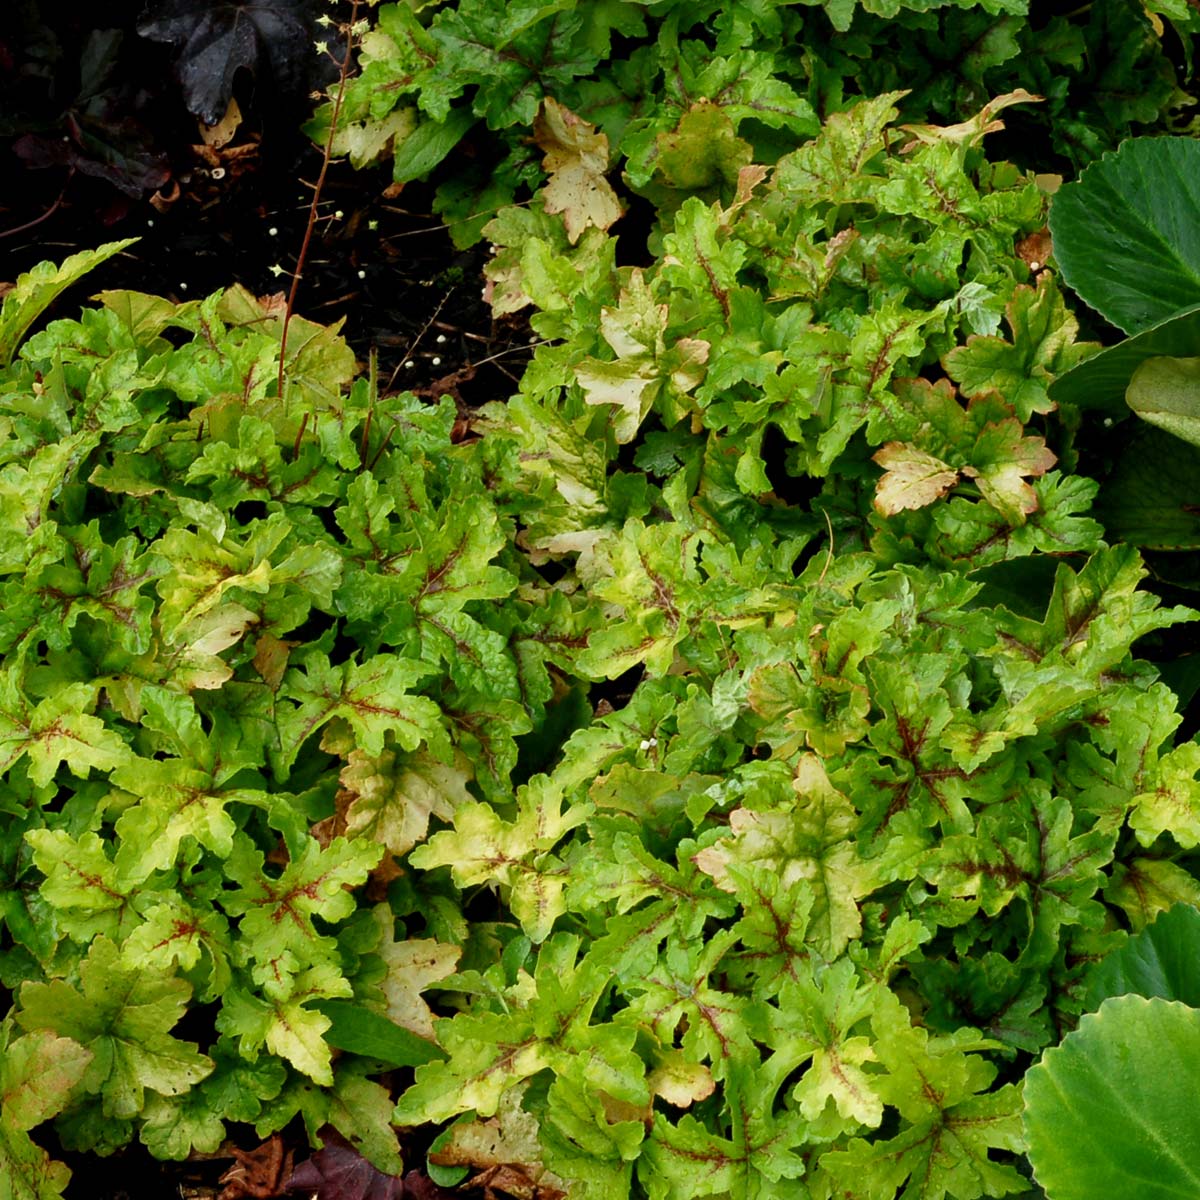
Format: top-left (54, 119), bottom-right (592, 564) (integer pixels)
top-left (200, 98), bottom-right (243, 149)
top-left (1016, 227), bottom-right (1053, 271)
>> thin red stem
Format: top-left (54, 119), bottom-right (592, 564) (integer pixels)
top-left (277, 2), bottom-right (360, 403)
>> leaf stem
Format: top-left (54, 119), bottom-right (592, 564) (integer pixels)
top-left (277, 0), bottom-right (360, 405)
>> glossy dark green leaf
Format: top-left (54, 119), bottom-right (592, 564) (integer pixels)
top-left (1094, 425), bottom-right (1200, 549)
top-left (1049, 303), bottom-right (1200, 414)
top-left (1087, 902), bottom-right (1200, 1009)
top-left (1050, 137), bottom-right (1200, 334)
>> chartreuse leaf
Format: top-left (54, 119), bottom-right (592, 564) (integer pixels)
top-left (0, 239), bottom-right (135, 365)
top-left (819, 994), bottom-right (1026, 1199)
top-left (694, 756), bottom-right (879, 959)
top-left (944, 276), bottom-right (1091, 422)
top-left (15, 938), bottom-right (213, 1119)
top-left (275, 653), bottom-right (443, 775)
top-left (220, 833), bottom-right (382, 990)
top-left (0, 1021), bottom-right (93, 1200)
top-left (0, 675), bottom-right (131, 788)
top-left (1049, 137), bottom-right (1200, 335)
top-left (1024, 997), bottom-right (1200, 1200)
top-left (411, 776), bottom-right (590, 942)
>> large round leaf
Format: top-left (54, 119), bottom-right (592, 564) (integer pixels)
top-left (1050, 137), bottom-right (1200, 335)
top-left (1023, 996), bottom-right (1200, 1200)
top-left (1087, 903), bottom-right (1200, 1008)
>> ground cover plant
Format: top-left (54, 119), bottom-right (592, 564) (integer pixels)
top-left (4, 3), bottom-right (1200, 1200)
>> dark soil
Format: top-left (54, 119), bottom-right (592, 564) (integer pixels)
top-left (1, 9), bottom-right (536, 1199)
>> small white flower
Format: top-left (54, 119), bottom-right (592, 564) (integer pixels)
top-left (368, 219), bottom-right (378, 231)
top-left (314, 39), bottom-right (326, 54)
top-left (351, 19), bottom-right (369, 35)
top-left (268, 264), bottom-right (286, 277)
top-left (146, 219), bottom-right (154, 227)
top-left (1103, 417), bottom-right (1113, 427)
top-left (268, 226), bottom-right (279, 236)
top-left (648, 737), bottom-right (658, 748)
top-left (436, 334), bottom-right (447, 344)
top-left (316, 13), bottom-right (334, 26)
top-left (333, 209), bottom-right (344, 220)
top-left (638, 739), bottom-right (651, 751)
top-left (357, 269), bottom-right (366, 279)
top-left (404, 360), bottom-right (415, 369)
top-left (1029, 260), bottom-right (1041, 271)
top-left (179, 282), bottom-right (188, 291)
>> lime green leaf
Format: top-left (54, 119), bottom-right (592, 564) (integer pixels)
top-left (221, 834), bottom-right (381, 983)
top-left (217, 977), bottom-right (341, 1086)
top-left (694, 755), bottom-right (878, 958)
top-left (944, 275), bottom-right (1090, 420)
top-left (411, 778), bottom-right (589, 942)
top-left (1105, 858), bottom-right (1200, 931)
top-left (276, 653), bottom-right (442, 775)
top-left (1024, 997), bottom-right (1200, 1200)
top-left (16, 938), bottom-right (213, 1119)
top-left (0, 1025), bottom-right (92, 1200)
top-left (1131, 741), bottom-right (1200, 848)
top-left (0, 240), bottom-right (135, 366)
top-left (24, 829), bottom-right (131, 943)
top-left (0, 676), bottom-right (131, 788)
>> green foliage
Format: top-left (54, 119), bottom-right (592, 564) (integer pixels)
top-left (4, 10), bottom-right (1200, 1198)
top-left (1050, 137), bottom-right (1200, 337)
top-left (1023, 906), bottom-right (1200, 1200)
top-left (309, 0), bottom-right (1195, 248)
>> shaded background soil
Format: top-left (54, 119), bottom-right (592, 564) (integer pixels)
top-left (2, 4), bottom-right (534, 1197)
top-left (1, 0), bottom-right (536, 415)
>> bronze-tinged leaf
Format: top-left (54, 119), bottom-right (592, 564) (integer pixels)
top-left (872, 443), bottom-right (960, 515)
top-left (534, 98), bottom-right (623, 244)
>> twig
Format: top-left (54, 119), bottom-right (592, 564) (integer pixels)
top-left (0, 169), bottom-right (76, 240)
top-left (277, 0), bottom-right (360, 404)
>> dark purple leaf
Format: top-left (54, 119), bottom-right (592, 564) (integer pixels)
top-left (399, 1172), bottom-right (459, 1200)
top-left (285, 1129), bottom-right (405, 1200)
top-left (137, 0), bottom-right (320, 125)
top-left (13, 109), bottom-right (169, 197)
